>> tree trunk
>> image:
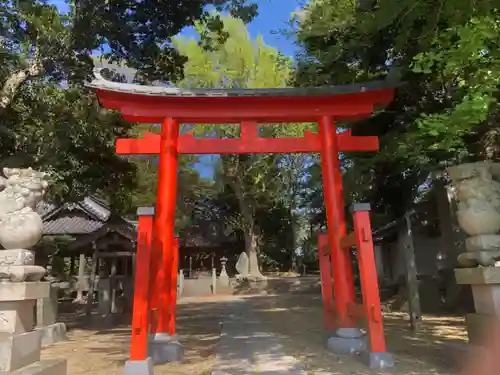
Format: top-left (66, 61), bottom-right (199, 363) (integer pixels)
top-left (404, 213), bottom-right (422, 331)
top-left (289, 207), bottom-right (297, 272)
top-left (236, 191), bottom-right (257, 256)
top-left (287, 156), bottom-right (300, 273)
top-left (230, 179), bottom-right (262, 275)
top-left (0, 52), bottom-right (43, 112)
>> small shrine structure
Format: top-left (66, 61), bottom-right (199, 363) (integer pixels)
top-left (87, 72), bottom-right (400, 374)
top-left (37, 196), bottom-right (137, 315)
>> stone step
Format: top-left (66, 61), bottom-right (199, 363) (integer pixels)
top-left (8, 359), bottom-right (66, 375)
top-left (0, 331), bottom-right (41, 372)
top-left (36, 322), bottom-right (67, 347)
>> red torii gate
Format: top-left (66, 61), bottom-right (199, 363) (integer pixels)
top-left (88, 75), bottom-right (397, 374)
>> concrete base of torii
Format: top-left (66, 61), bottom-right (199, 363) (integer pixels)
top-left (123, 334), bottom-right (184, 375)
top-left (123, 358), bottom-right (154, 375)
top-left (326, 328), bottom-right (395, 370)
top-left (148, 333), bottom-right (184, 364)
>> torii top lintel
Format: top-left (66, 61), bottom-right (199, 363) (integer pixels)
top-left (87, 73), bottom-right (399, 124)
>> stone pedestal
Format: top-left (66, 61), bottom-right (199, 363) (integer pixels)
top-left (327, 328), bottom-right (367, 354)
top-left (448, 162), bottom-right (500, 345)
top-left (35, 285), bottom-right (67, 347)
top-left (326, 327), bottom-right (395, 370)
top-left (35, 323), bottom-right (67, 348)
top-left (148, 333), bottom-right (184, 365)
top-left (0, 281), bottom-right (66, 374)
top-left (456, 267), bottom-right (500, 344)
top-left (123, 358), bottom-right (153, 375)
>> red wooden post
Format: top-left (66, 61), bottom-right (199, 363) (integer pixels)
top-left (318, 233), bottom-right (336, 330)
top-left (351, 203), bottom-right (386, 353)
top-left (129, 207), bottom-right (154, 361)
top-left (318, 115), bottom-right (356, 329)
top-left (149, 228), bottom-right (159, 334)
top-left (168, 237), bottom-right (180, 336)
top-left (153, 117), bottom-right (179, 336)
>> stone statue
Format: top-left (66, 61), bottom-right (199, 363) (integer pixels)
top-left (0, 167), bottom-right (48, 281)
top-left (235, 252), bottom-right (249, 280)
top-left (448, 161), bottom-right (500, 267)
top-left (235, 251), bottom-right (266, 281)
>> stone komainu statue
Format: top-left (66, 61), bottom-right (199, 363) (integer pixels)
top-left (0, 168), bottom-right (48, 281)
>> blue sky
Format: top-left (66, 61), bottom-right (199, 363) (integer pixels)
top-left (49, 0), bottom-right (305, 179)
top-left (50, 0), bottom-right (302, 57)
top-left (181, 0), bottom-right (303, 57)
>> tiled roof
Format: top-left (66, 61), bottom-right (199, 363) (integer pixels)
top-left (37, 196), bottom-right (124, 235)
top-left (43, 216), bottom-right (105, 235)
top-left (33, 195), bottom-right (138, 252)
top-left (80, 197), bottom-right (111, 221)
top-left (36, 196), bottom-right (111, 222)
top-left (87, 69), bottom-right (402, 98)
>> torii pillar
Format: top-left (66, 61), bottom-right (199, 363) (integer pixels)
top-left (87, 73), bottom-right (399, 374)
top-left (147, 118), bottom-right (184, 364)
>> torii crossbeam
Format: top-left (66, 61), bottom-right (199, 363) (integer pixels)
top-left (87, 73), bottom-right (399, 374)
top-left (116, 127), bottom-right (378, 155)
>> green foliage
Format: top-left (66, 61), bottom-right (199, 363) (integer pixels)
top-left (73, 0), bottom-right (258, 82)
top-left (173, 15), bottom-right (294, 220)
top-left (0, 82), bottom-right (136, 206)
top-left (117, 123), bottom-right (214, 233)
top-left (0, 1), bottom-right (94, 94)
top-left (294, 0), bottom-right (500, 225)
top-left (175, 16), bottom-right (292, 90)
top-left (1, 1), bottom-right (259, 211)
top-left (405, 14), bottom-right (500, 161)
top-left (173, 16), bottom-right (311, 268)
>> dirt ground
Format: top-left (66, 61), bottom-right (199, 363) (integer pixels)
top-left (247, 294), bottom-right (468, 375)
top-left (42, 296), bottom-right (239, 375)
top-left (42, 294), bottom-right (468, 375)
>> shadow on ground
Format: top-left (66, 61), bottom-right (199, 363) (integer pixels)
top-left (47, 293), bottom-right (468, 375)
top-left (242, 293), bottom-right (467, 375)
top-left (43, 297), bottom-right (239, 375)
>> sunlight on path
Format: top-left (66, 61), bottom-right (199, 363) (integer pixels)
top-left (212, 300), bottom-right (305, 375)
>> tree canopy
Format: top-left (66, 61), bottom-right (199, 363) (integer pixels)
top-left (173, 16), bottom-right (313, 270)
top-left (0, 0), bottom-right (257, 209)
top-left (294, 0), bottom-right (500, 224)
top-left (3, 0), bottom-right (498, 272)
